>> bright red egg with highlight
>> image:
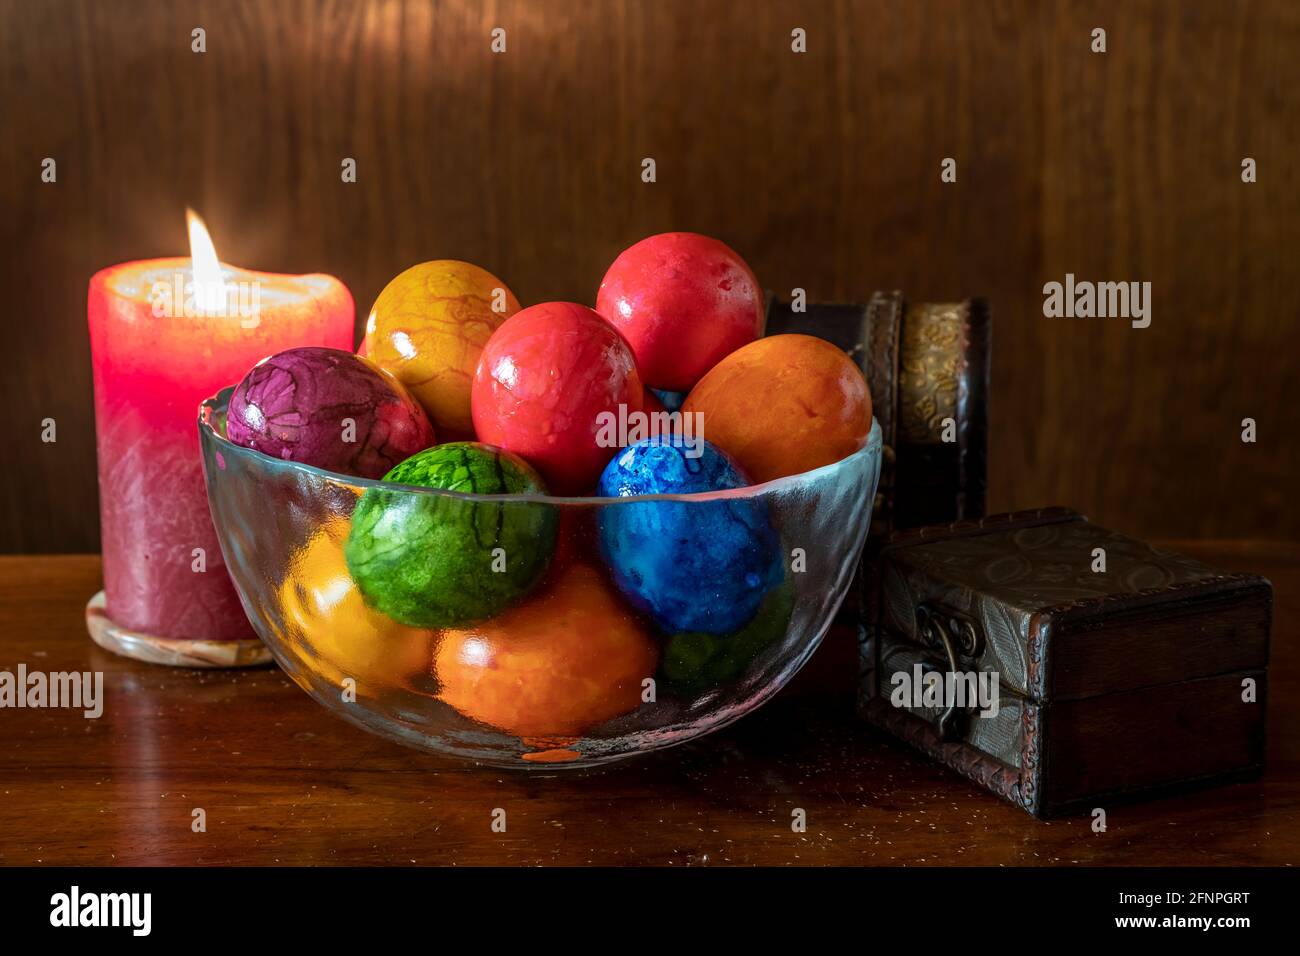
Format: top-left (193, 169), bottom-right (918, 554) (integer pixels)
top-left (596, 232), bottom-right (765, 392)
top-left (472, 302), bottom-right (645, 494)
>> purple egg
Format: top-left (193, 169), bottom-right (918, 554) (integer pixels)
top-left (226, 347), bottom-right (435, 479)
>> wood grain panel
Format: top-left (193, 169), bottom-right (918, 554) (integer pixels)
top-left (0, 0), bottom-right (1296, 552)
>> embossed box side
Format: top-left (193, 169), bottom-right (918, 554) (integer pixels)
top-left (893, 298), bottom-right (990, 530)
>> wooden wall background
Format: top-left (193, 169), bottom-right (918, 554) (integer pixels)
top-left (1, 0), bottom-right (1297, 552)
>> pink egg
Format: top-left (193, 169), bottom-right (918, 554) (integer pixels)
top-left (596, 232), bottom-right (765, 391)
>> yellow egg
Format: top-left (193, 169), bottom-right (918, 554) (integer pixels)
top-left (277, 517), bottom-right (434, 695)
top-left (364, 260), bottom-right (521, 436)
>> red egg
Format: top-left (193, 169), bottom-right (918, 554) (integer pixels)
top-left (596, 232), bottom-right (765, 391)
top-left (472, 302), bottom-right (645, 494)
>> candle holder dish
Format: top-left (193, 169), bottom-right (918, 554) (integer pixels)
top-left (85, 592), bottom-right (273, 667)
top-left (198, 387), bottom-right (882, 768)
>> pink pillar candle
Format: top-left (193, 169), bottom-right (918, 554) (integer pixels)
top-left (88, 255), bottom-right (354, 642)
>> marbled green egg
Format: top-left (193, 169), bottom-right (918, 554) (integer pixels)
top-left (659, 577), bottom-right (796, 691)
top-left (345, 442), bottom-right (557, 628)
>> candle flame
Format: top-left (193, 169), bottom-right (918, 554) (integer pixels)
top-left (186, 208), bottom-right (227, 312)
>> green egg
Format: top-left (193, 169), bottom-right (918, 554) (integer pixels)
top-left (345, 442), bottom-right (557, 628)
top-left (660, 577), bottom-right (796, 691)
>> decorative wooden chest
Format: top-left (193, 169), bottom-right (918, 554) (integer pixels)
top-left (858, 508), bottom-right (1272, 818)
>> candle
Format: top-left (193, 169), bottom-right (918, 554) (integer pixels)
top-left (88, 212), bottom-right (354, 647)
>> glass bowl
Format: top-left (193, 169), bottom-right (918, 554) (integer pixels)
top-left (199, 387), bottom-right (881, 769)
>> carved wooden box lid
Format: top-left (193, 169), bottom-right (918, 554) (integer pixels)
top-left (861, 508), bottom-right (1272, 816)
top-left (872, 508), bottom-right (1272, 702)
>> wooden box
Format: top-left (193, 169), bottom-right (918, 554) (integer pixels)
top-left (858, 508), bottom-right (1272, 817)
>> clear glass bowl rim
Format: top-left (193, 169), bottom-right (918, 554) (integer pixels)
top-left (199, 386), bottom-right (883, 505)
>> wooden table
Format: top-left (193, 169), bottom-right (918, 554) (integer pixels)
top-left (1, 544), bottom-right (1296, 866)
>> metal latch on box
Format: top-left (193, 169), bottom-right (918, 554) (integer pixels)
top-left (915, 603), bottom-right (985, 741)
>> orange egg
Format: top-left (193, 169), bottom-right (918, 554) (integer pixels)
top-left (682, 334), bottom-right (872, 482)
top-left (278, 517), bottom-right (435, 695)
top-left (363, 260), bottom-right (521, 436)
top-left (435, 563), bottom-right (658, 738)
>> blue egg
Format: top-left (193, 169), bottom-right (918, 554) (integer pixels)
top-left (651, 388), bottom-right (688, 412)
top-left (597, 436), bottom-right (783, 635)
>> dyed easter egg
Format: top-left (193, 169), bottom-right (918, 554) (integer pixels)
top-left (682, 334), bottom-right (872, 483)
top-left (549, 507), bottom-right (597, 576)
top-left (596, 232), bottom-right (764, 391)
top-left (471, 302), bottom-right (645, 494)
top-left (364, 260), bottom-right (520, 437)
top-left (278, 517), bottom-right (435, 694)
top-left (226, 347), bottom-right (435, 479)
top-left (650, 388), bottom-right (687, 413)
top-left (596, 436), bottom-right (783, 635)
top-left (435, 562), bottom-right (658, 737)
top-left (660, 576), bottom-right (795, 691)
top-left (345, 442), bottom-right (557, 628)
